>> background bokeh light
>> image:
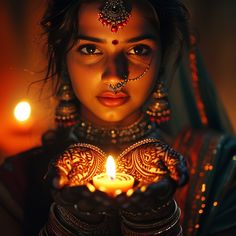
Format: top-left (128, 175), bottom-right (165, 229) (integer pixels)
top-left (14, 101), bottom-right (31, 122)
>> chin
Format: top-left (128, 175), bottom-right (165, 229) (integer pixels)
top-left (100, 112), bottom-right (125, 123)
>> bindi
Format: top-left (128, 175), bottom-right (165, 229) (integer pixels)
top-left (112, 40), bottom-right (119, 45)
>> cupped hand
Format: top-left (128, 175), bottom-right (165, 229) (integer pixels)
top-left (115, 139), bottom-right (189, 212)
top-left (44, 143), bottom-right (117, 217)
top-left (44, 139), bottom-right (188, 217)
top-left (116, 176), bottom-right (177, 212)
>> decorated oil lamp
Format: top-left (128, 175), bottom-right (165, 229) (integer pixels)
top-left (93, 155), bottom-right (134, 196)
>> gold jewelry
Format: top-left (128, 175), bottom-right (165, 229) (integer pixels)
top-left (71, 114), bottom-right (156, 145)
top-left (146, 81), bottom-right (171, 124)
top-left (98, 0), bottom-right (132, 33)
top-left (121, 200), bottom-right (182, 236)
top-left (55, 83), bottom-right (79, 128)
top-left (109, 64), bottom-right (151, 93)
top-left (40, 203), bottom-right (110, 236)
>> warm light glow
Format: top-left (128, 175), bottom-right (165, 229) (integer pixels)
top-left (14, 101), bottom-right (31, 122)
top-left (93, 155), bottom-right (134, 196)
top-left (86, 183), bottom-right (96, 192)
top-left (106, 155), bottom-right (116, 180)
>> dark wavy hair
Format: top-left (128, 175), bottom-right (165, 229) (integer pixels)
top-left (41, 0), bottom-right (190, 92)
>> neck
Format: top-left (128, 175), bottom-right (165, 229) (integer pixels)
top-left (70, 113), bottom-right (157, 148)
top-left (80, 107), bottom-right (143, 129)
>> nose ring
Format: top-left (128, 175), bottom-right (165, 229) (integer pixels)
top-left (109, 75), bottom-right (128, 93)
top-left (109, 63), bottom-right (151, 93)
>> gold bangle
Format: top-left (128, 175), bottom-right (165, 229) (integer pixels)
top-left (121, 201), bottom-right (181, 235)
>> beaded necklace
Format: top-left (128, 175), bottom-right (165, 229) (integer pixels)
top-left (71, 114), bottom-right (157, 145)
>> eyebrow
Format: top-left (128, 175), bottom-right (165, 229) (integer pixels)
top-left (126, 34), bottom-right (158, 43)
top-left (76, 34), bottom-right (158, 43)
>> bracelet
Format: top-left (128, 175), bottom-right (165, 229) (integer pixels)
top-left (121, 200), bottom-right (182, 235)
top-left (42, 203), bottom-right (77, 236)
top-left (57, 205), bottom-right (108, 234)
top-left (121, 200), bottom-right (172, 221)
top-left (121, 225), bottom-right (182, 236)
top-left (41, 203), bottom-right (110, 236)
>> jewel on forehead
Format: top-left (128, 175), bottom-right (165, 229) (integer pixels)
top-left (98, 0), bottom-right (132, 33)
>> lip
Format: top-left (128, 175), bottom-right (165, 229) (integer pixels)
top-left (97, 91), bottom-right (129, 107)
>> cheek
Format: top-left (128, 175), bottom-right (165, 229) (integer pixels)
top-left (66, 56), bottom-right (100, 98)
top-left (130, 67), bottom-right (158, 104)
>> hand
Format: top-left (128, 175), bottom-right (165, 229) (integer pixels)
top-left (117, 139), bottom-right (188, 187)
top-left (116, 177), bottom-right (176, 211)
top-left (116, 139), bottom-right (188, 213)
top-left (44, 143), bottom-right (116, 218)
top-left (45, 139), bottom-right (188, 217)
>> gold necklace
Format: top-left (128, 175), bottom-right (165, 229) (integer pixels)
top-left (71, 114), bottom-right (156, 145)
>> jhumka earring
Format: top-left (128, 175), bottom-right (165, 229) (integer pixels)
top-left (55, 83), bottom-right (79, 128)
top-left (146, 81), bottom-right (171, 124)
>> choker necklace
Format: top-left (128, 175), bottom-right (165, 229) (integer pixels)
top-left (71, 114), bottom-right (156, 145)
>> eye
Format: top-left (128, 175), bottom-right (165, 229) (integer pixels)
top-left (127, 45), bottom-right (152, 56)
top-left (77, 44), bottom-right (102, 55)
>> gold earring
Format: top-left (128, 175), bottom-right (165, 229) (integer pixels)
top-left (146, 81), bottom-right (171, 124)
top-left (55, 83), bottom-right (79, 128)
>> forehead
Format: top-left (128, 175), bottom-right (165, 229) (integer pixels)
top-left (77, 1), bottom-right (159, 41)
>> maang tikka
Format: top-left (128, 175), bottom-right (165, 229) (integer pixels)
top-left (146, 81), bottom-right (171, 124)
top-left (55, 83), bottom-right (79, 128)
top-left (98, 0), bottom-right (132, 32)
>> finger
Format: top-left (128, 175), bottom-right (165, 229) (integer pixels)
top-left (162, 147), bottom-right (189, 186)
top-left (147, 178), bottom-right (176, 202)
top-left (44, 165), bottom-right (69, 189)
top-left (52, 175), bottom-right (68, 189)
top-left (175, 155), bottom-right (189, 186)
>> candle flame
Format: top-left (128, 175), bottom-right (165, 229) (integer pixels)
top-left (106, 155), bottom-right (116, 180)
top-left (14, 101), bottom-right (31, 122)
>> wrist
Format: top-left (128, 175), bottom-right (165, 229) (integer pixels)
top-left (40, 203), bottom-right (110, 236)
top-left (121, 199), bottom-right (182, 236)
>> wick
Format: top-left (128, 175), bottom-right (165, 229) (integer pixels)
top-left (109, 176), bottom-right (115, 181)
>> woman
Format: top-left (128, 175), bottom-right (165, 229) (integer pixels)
top-left (0, 0), bottom-right (235, 235)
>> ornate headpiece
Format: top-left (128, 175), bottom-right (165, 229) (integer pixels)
top-left (98, 0), bottom-right (132, 32)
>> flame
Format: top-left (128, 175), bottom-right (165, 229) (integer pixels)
top-left (14, 101), bottom-right (31, 122)
top-left (106, 155), bottom-right (116, 180)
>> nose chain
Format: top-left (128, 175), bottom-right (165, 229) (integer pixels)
top-left (109, 64), bottom-right (151, 93)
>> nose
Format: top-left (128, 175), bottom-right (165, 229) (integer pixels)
top-left (101, 52), bottom-right (128, 85)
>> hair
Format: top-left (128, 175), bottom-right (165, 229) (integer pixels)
top-left (41, 0), bottom-right (190, 93)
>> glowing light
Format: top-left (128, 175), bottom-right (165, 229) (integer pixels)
top-left (86, 183), bottom-right (96, 192)
top-left (14, 101), bottom-right (31, 122)
top-left (106, 155), bottom-right (116, 180)
top-left (93, 155), bottom-right (134, 196)
top-left (140, 186), bottom-right (147, 192)
top-left (199, 209), bottom-right (204, 214)
top-left (201, 184), bottom-right (206, 193)
top-left (126, 189), bottom-right (134, 197)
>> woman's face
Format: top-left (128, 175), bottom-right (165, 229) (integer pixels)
top-left (66, 1), bottom-right (161, 126)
